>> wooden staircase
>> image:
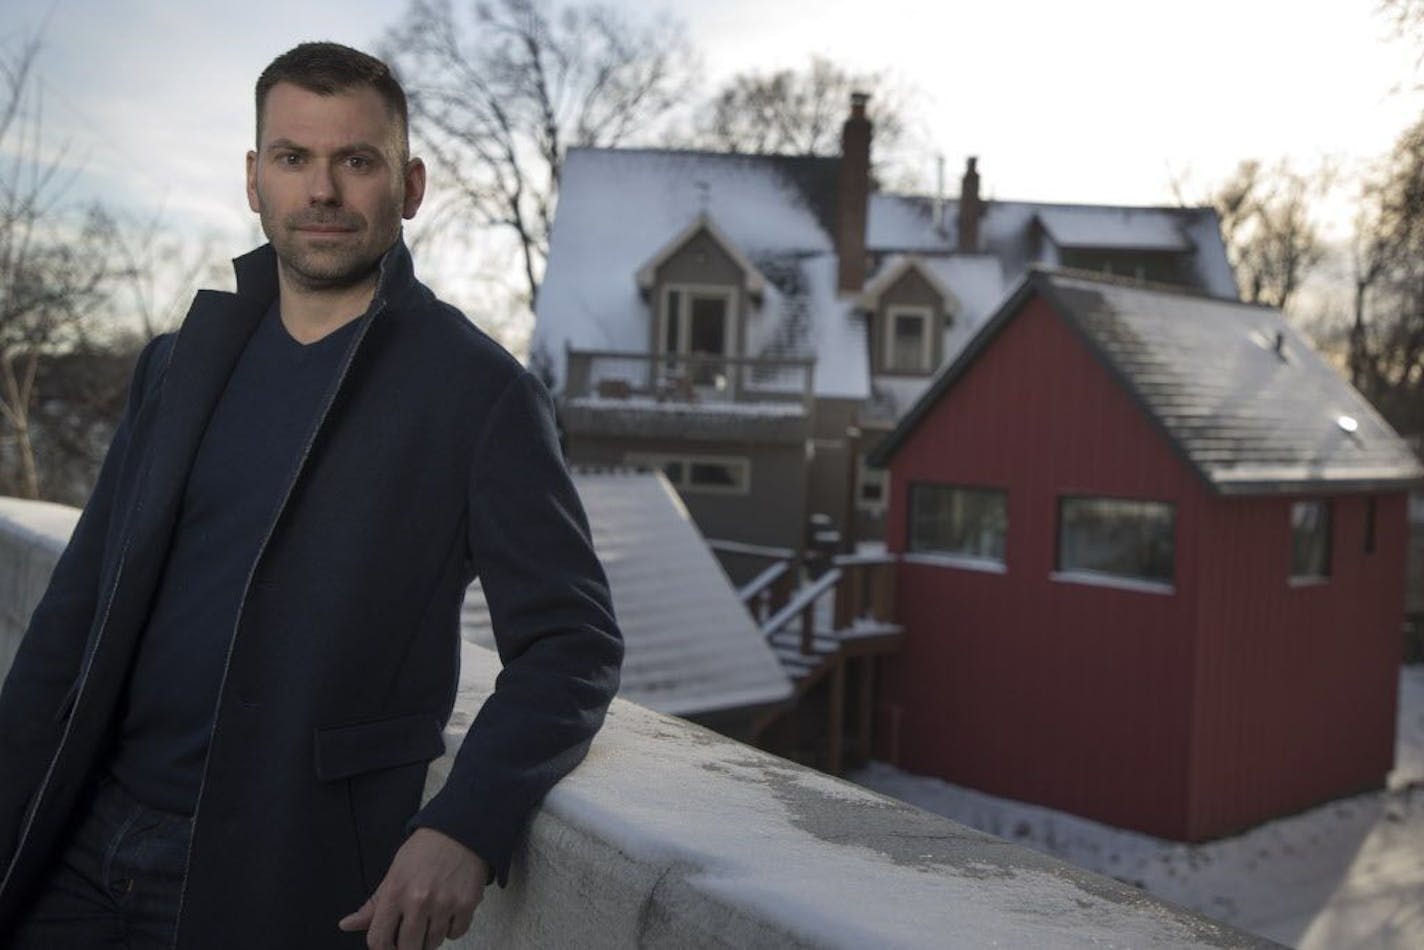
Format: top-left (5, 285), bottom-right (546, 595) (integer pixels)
top-left (731, 551), bottom-right (904, 774)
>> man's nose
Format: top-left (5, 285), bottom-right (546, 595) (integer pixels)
top-left (307, 161), bottom-right (340, 204)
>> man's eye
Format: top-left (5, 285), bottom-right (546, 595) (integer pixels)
top-left (278, 153), bottom-right (303, 166)
top-left (345, 155), bottom-right (372, 170)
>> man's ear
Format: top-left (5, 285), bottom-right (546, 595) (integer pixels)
top-left (402, 157), bottom-right (426, 220)
top-left (246, 150), bottom-right (261, 213)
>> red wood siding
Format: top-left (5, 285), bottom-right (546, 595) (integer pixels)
top-left (878, 294), bottom-right (1407, 840)
top-left (879, 297), bottom-right (1205, 837)
top-left (1186, 492), bottom-right (1406, 837)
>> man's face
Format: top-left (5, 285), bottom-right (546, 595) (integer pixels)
top-left (246, 82), bottom-right (424, 292)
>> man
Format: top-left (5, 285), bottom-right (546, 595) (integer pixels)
top-left (0, 41), bottom-right (622, 949)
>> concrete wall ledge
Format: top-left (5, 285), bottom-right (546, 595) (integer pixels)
top-left (1, 497), bottom-right (1273, 948)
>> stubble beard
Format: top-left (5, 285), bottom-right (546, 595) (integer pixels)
top-left (262, 211), bottom-right (380, 293)
top-left (256, 196), bottom-right (402, 293)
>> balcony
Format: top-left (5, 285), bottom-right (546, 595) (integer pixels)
top-left (1, 497), bottom-right (1266, 948)
top-left (562, 349), bottom-right (815, 443)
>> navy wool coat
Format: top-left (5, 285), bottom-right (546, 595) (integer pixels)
top-left (0, 240), bottom-right (623, 946)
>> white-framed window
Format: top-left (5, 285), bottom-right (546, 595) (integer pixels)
top-left (883, 305), bottom-right (934, 374)
top-left (661, 284), bottom-right (736, 387)
top-left (908, 483), bottom-right (1007, 564)
top-left (1057, 496), bottom-right (1175, 585)
top-left (626, 452), bottom-right (751, 496)
top-left (1290, 500), bottom-right (1331, 581)
top-left (856, 456), bottom-right (888, 515)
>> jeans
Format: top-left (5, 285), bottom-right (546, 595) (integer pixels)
top-left (9, 775), bottom-right (192, 949)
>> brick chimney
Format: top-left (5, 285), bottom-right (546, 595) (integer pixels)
top-left (957, 156), bottom-right (981, 253)
top-left (836, 92), bottom-right (872, 293)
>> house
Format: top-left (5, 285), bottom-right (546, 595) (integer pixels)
top-left (462, 469), bottom-right (792, 735)
top-left (867, 268), bottom-right (1424, 840)
top-left (533, 96), bottom-right (1237, 569)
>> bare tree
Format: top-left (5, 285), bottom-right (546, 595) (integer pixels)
top-left (1349, 115), bottom-right (1424, 436)
top-left (110, 211), bottom-right (226, 339)
top-left (0, 35), bottom-right (117, 499)
top-left (382, 0), bottom-right (695, 307)
top-left (1196, 159), bottom-right (1328, 312)
top-left (27, 337), bottom-right (141, 505)
top-left (696, 56), bottom-right (907, 154)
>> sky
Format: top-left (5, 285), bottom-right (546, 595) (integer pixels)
top-left (6, 0), bottom-right (1422, 323)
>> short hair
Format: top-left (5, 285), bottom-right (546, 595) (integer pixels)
top-left (255, 42), bottom-right (410, 155)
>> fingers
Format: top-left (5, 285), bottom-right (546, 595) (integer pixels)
top-left (359, 897), bottom-right (472, 948)
top-left (338, 894), bottom-right (376, 932)
top-left (396, 909), bottom-right (428, 950)
top-left (423, 916), bottom-right (452, 950)
top-left (366, 892), bottom-right (400, 950)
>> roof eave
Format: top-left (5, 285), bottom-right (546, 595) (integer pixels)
top-left (1210, 473), bottom-right (1424, 496)
top-left (634, 213), bottom-right (769, 297)
top-left (857, 254), bottom-right (963, 313)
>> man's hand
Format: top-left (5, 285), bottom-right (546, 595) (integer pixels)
top-left (338, 827), bottom-right (489, 950)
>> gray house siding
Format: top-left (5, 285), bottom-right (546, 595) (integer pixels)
top-left (566, 434), bottom-right (807, 578)
top-left (806, 397), bottom-right (861, 547)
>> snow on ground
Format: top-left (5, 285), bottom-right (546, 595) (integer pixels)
top-left (849, 666), bottom-right (1424, 950)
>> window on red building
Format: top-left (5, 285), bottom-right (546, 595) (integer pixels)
top-left (1290, 500), bottom-right (1331, 580)
top-left (908, 484), bottom-right (1007, 563)
top-left (1057, 497), bottom-right (1175, 585)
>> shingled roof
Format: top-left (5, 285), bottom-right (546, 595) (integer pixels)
top-left (872, 269), bottom-right (1424, 494)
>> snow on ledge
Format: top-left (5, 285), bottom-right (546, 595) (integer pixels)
top-left (903, 552), bottom-right (1008, 574)
top-left (1050, 569), bottom-right (1176, 597)
top-left (567, 394), bottom-right (807, 418)
top-left (428, 643), bottom-right (1267, 948)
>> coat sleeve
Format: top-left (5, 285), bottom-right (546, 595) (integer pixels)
top-left (409, 369), bottom-right (623, 886)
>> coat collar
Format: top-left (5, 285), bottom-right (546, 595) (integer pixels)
top-left (119, 236), bottom-right (419, 589)
top-left (230, 233), bottom-right (421, 314)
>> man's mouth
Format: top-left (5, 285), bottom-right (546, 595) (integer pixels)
top-left (288, 215), bottom-right (362, 235)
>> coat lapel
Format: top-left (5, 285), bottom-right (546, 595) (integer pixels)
top-left (121, 288), bottom-right (266, 581)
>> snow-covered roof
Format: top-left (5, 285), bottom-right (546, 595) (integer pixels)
top-left (867, 196), bottom-right (1237, 299)
top-left (857, 255), bottom-right (962, 312)
top-left (748, 252), bottom-right (869, 400)
top-left (918, 255), bottom-right (1011, 365)
top-left (1034, 207), bottom-right (1193, 252)
top-left (537, 148), bottom-right (1238, 414)
top-left (534, 148), bottom-right (870, 398)
top-left (874, 270), bottom-right (1424, 494)
top-left (461, 469), bottom-right (793, 717)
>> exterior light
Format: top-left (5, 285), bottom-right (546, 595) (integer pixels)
top-left (1337, 415), bottom-right (1358, 433)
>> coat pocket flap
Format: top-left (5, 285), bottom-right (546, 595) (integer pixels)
top-left (313, 713), bottom-right (446, 782)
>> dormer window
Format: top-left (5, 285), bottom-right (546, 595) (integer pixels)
top-left (858, 256), bottom-right (959, 378)
top-left (637, 216), bottom-right (763, 395)
top-left (661, 285), bottom-right (735, 385)
top-left (885, 305), bottom-right (934, 374)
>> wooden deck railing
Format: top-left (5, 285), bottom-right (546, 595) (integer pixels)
top-left (565, 349), bottom-right (815, 412)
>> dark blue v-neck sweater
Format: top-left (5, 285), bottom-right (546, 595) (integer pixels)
top-left (110, 305), bottom-right (359, 815)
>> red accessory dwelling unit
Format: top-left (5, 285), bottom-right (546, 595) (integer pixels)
top-left (869, 269), bottom-right (1423, 840)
